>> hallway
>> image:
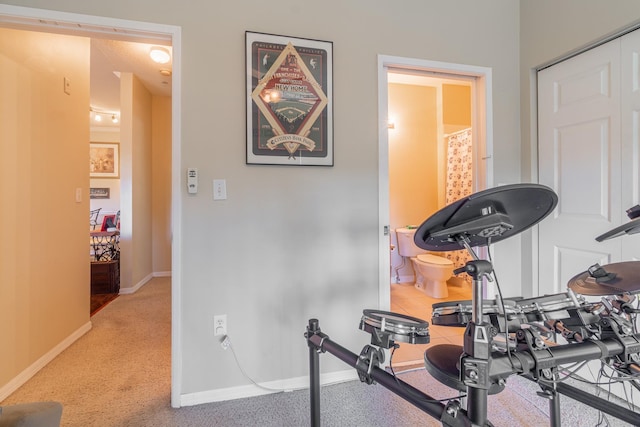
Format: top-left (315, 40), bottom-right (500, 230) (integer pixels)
top-left (1, 278), bottom-right (171, 426)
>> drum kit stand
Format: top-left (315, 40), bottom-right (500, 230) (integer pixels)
top-left (305, 184), bottom-right (640, 426)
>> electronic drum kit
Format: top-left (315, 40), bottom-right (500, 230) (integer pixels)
top-left (306, 184), bottom-right (640, 426)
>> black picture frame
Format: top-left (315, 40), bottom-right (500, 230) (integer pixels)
top-left (246, 31), bottom-right (333, 166)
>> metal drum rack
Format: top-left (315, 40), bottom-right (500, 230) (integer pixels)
top-left (305, 184), bottom-right (640, 426)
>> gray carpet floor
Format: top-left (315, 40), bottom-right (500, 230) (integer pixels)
top-left (1, 278), bottom-right (638, 426)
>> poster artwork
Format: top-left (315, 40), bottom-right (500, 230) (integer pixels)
top-left (246, 32), bottom-right (333, 166)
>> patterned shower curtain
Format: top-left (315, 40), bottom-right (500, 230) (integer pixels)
top-left (443, 128), bottom-right (473, 281)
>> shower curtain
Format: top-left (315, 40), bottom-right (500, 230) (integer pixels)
top-left (444, 128), bottom-right (473, 281)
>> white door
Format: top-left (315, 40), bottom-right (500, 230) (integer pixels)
top-left (620, 30), bottom-right (640, 262)
top-left (537, 39), bottom-right (622, 295)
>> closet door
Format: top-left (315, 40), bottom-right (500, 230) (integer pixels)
top-left (537, 39), bottom-right (622, 295)
top-left (620, 30), bottom-right (640, 261)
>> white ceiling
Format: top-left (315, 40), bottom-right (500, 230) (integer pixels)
top-left (90, 38), bottom-right (172, 127)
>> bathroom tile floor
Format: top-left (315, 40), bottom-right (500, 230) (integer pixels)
top-left (389, 278), bottom-right (472, 368)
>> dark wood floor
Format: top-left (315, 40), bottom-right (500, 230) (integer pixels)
top-left (90, 293), bottom-right (118, 316)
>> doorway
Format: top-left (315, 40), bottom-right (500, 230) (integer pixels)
top-left (377, 55), bottom-right (493, 366)
top-left (0, 4), bottom-right (182, 407)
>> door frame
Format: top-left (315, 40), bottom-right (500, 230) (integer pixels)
top-left (0, 4), bottom-right (183, 407)
top-left (377, 55), bottom-right (494, 309)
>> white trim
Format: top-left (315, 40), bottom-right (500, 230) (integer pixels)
top-left (170, 26), bottom-right (183, 409)
top-left (0, 4), bottom-right (183, 408)
top-left (0, 321), bottom-right (92, 401)
top-left (377, 58), bottom-right (391, 311)
top-left (154, 271), bottom-right (172, 278)
top-left (180, 370), bottom-right (358, 406)
top-left (113, 271), bottom-right (171, 294)
top-left (377, 55), bottom-right (494, 309)
top-left (118, 272), bottom-right (154, 294)
top-left (529, 68), bottom-right (540, 297)
top-left (0, 4), bottom-right (174, 42)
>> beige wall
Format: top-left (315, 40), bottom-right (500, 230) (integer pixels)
top-left (388, 83), bottom-right (438, 277)
top-left (388, 82), bottom-right (471, 280)
top-left (89, 110), bottom-right (171, 276)
top-left (4, 0), bottom-right (640, 406)
top-left (0, 0), bottom-right (526, 403)
top-left (443, 84), bottom-right (471, 127)
top-left (0, 28), bottom-right (90, 387)
top-left (152, 96), bottom-right (172, 273)
top-left (119, 73), bottom-right (154, 289)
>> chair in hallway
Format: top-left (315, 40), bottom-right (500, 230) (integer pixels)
top-left (89, 208), bottom-right (101, 230)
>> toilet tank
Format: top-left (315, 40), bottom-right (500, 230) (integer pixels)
top-left (395, 227), bottom-right (426, 257)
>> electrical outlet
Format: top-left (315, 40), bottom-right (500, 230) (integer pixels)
top-left (214, 314), bottom-right (227, 336)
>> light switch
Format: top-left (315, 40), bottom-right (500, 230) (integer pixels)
top-left (75, 187), bottom-right (82, 203)
top-left (213, 179), bottom-right (227, 200)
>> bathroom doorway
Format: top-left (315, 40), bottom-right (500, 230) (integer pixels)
top-left (387, 72), bottom-right (473, 285)
top-left (377, 56), bottom-right (493, 366)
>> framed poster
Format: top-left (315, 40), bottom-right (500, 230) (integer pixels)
top-left (246, 31), bottom-right (333, 166)
top-left (90, 143), bottom-right (119, 178)
top-left (89, 187), bottom-right (110, 199)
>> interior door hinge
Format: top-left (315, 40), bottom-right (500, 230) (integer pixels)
top-left (383, 225), bottom-right (390, 236)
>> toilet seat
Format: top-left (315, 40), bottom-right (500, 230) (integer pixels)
top-left (416, 253), bottom-right (453, 265)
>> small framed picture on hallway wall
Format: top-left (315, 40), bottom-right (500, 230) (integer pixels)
top-left (89, 187), bottom-right (110, 199)
top-left (245, 31), bottom-right (333, 166)
top-left (90, 142), bottom-right (119, 178)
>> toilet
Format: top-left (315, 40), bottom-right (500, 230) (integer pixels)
top-left (396, 227), bottom-right (454, 298)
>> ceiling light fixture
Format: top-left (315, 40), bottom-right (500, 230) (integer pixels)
top-left (150, 46), bottom-right (171, 64)
top-left (90, 107), bottom-right (120, 124)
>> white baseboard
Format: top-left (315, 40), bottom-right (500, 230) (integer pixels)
top-left (119, 271), bottom-right (171, 294)
top-left (179, 369), bottom-right (358, 407)
top-left (0, 321), bottom-right (92, 401)
top-left (119, 272), bottom-right (153, 295)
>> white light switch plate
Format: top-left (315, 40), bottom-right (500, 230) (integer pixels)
top-left (213, 179), bottom-right (227, 200)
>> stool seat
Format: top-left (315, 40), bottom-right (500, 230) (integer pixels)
top-left (0, 401), bottom-right (62, 427)
top-left (423, 344), bottom-right (504, 395)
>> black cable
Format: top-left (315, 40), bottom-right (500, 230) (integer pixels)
top-left (633, 297), bottom-right (640, 334)
top-left (538, 358), bottom-right (640, 387)
top-left (388, 344), bottom-right (467, 404)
